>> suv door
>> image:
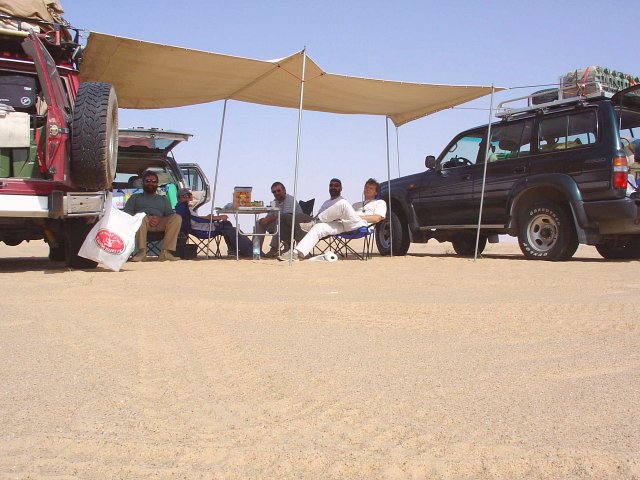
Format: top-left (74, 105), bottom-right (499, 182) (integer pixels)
top-left (475, 119), bottom-right (534, 225)
top-left (21, 32), bottom-right (71, 183)
top-left (535, 108), bottom-right (603, 200)
top-left (418, 130), bottom-right (484, 226)
top-left (179, 163), bottom-right (210, 210)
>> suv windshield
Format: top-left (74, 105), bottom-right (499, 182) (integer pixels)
top-left (440, 132), bottom-right (483, 168)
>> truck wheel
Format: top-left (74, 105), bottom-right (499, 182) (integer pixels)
top-left (48, 242), bottom-right (66, 261)
top-left (375, 208), bottom-right (410, 256)
top-left (595, 237), bottom-right (640, 259)
top-left (517, 201), bottom-right (578, 261)
top-left (452, 234), bottom-right (486, 256)
top-left (64, 218), bottom-right (98, 269)
top-left (70, 82), bottom-right (118, 190)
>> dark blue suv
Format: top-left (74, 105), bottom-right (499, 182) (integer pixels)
top-left (376, 84), bottom-right (640, 260)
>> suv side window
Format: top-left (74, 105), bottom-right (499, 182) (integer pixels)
top-left (440, 131), bottom-right (483, 169)
top-left (538, 110), bottom-right (597, 151)
top-left (488, 120), bottom-right (533, 162)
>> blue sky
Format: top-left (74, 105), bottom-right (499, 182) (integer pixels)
top-left (62, 0), bottom-right (639, 214)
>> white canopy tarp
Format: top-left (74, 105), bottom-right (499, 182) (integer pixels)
top-left (80, 32), bottom-right (500, 126)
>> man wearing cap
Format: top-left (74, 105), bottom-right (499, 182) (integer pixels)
top-left (175, 188), bottom-right (252, 257)
top-left (123, 170), bottom-right (182, 262)
top-left (278, 178), bottom-right (386, 261)
top-left (256, 181), bottom-right (311, 257)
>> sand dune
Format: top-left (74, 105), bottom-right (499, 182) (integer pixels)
top-left (0, 240), bottom-right (638, 479)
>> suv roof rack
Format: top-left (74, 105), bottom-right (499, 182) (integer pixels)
top-left (496, 81), bottom-right (612, 119)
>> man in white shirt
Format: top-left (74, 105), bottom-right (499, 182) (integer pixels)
top-left (278, 178), bottom-right (386, 261)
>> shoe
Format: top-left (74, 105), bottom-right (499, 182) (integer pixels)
top-left (264, 248), bottom-right (279, 258)
top-left (130, 249), bottom-right (147, 262)
top-left (300, 220), bottom-right (317, 232)
top-left (277, 249), bottom-right (300, 261)
top-left (158, 250), bottom-right (180, 262)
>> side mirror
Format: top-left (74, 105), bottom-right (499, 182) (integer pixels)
top-left (425, 155), bottom-right (437, 170)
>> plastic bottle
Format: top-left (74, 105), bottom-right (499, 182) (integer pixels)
top-left (252, 234), bottom-right (260, 260)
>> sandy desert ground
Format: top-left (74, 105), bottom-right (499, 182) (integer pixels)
top-left (0, 239), bottom-right (638, 479)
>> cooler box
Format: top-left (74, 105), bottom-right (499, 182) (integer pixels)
top-left (233, 186), bottom-right (252, 208)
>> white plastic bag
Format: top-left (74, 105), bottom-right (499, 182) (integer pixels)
top-left (78, 194), bottom-right (145, 271)
top-left (308, 251), bottom-right (338, 262)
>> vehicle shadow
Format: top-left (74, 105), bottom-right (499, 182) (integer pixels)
top-left (0, 258), bottom-right (111, 273)
top-left (404, 252), bottom-right (611, 263)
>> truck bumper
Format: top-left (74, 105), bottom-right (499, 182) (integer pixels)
top-left (49, 191), bottom-right (105, 218)
top-left (584, 198), bottom-right (640, 234)
top-left (0, 191), bottom-right (105, 218)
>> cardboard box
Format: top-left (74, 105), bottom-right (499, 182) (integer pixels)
top-left (233, 186), bottom-right (252, 208)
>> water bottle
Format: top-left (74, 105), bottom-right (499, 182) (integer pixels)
top-left (252, 234), bottom-right (260, 260)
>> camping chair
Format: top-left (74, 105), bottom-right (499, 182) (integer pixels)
top-left (145, 231), bottom-right (166, 256)
top-left (279, 198), bottom-right (315, 252)
top-left (319, 225), bottom-right (376, 260)
top-left (175, 202), bottom-right (223, 258)
top-left (299, 198), bottom-right (315, 216)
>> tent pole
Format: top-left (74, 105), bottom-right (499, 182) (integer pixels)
top-left (474, 85), bottom-right (495, 261)
top-left (206, 98), bottom-right (228, 259)
top-left (289, 49), bottom-right (307, 265)
top-left (395, 126), bottom-right (401, 177)
top-left (386, 117), bottom-right (393, 257)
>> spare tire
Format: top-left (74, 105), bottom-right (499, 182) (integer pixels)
top-left (70, 82), bottom-right (118, 190)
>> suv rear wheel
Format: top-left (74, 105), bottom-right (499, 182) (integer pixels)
top-left (376, 209), bottom-right (410, 256)
top-left (517, 201), bottom-right (578, 260)
top-left (595, 236), bottom-right (640, 259)
top-left (70, 82), bottom-right (118, 190)
top-left (64, 218), bottom-right (98, 269)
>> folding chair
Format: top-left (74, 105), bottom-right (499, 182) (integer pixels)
top-left (298, 198), bottom-right (315, 216)
top-left (279, 198), bottom-right (315, 252)
top-left (332, 225), bottom-right (376, 260)
top-left (146, 231), bottom-right (166, 256)
top-left (316, 225), bottom-right (376, 260)
top-left (184, 228), bottom-right (223, 258)
top-left (175, 202), bottom-right (224, 258)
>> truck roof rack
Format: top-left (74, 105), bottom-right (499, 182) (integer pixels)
top-left (496, 81), bottom-right (612, 119)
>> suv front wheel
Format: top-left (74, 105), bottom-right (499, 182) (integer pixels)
top-left (376, 209), bottom-right (410, 256)
top-left (452, 234), bottom-right (486, 256)
top-left (517, 201), bottom-right (578, 261)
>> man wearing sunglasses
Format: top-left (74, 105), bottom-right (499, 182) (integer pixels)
top-left (123, 170), bottom-right (182, 262)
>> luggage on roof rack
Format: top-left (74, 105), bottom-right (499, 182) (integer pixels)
top-left (497, 66), bottom-right (640, 118)
top-left (561, 66), bottom-right (639, 98)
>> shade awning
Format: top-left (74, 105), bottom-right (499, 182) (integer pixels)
top-left (80, 32), bottom-right (501, 126)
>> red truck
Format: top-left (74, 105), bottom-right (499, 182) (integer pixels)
top-left (0, 9), bottom-right (117, 267)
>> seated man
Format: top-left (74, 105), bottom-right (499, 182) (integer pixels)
top-left (123, 170), bottom-right (181, 262)
top-left (256, 181), bottom-right (311, 257)
top-left (175, 188), bottom-right (252, 257)
top-left (278, 178), bottom-right (386, 261)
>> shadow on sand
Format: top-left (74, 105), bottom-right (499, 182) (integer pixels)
top-left (405, 251), bottom-right (622, 263)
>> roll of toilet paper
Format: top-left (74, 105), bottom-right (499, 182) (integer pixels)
top-left (309, 251), bottom-right (339, 262)
top-left (324, 252), bottom-right (338, 262)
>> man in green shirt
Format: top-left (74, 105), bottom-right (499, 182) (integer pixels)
top-left (123, 171), bottom-right (181, 262)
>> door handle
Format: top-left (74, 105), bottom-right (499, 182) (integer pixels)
top-left (461, 174), bottom-right (471, 180)
top-left (513, 166), bottom-right (526, 173)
